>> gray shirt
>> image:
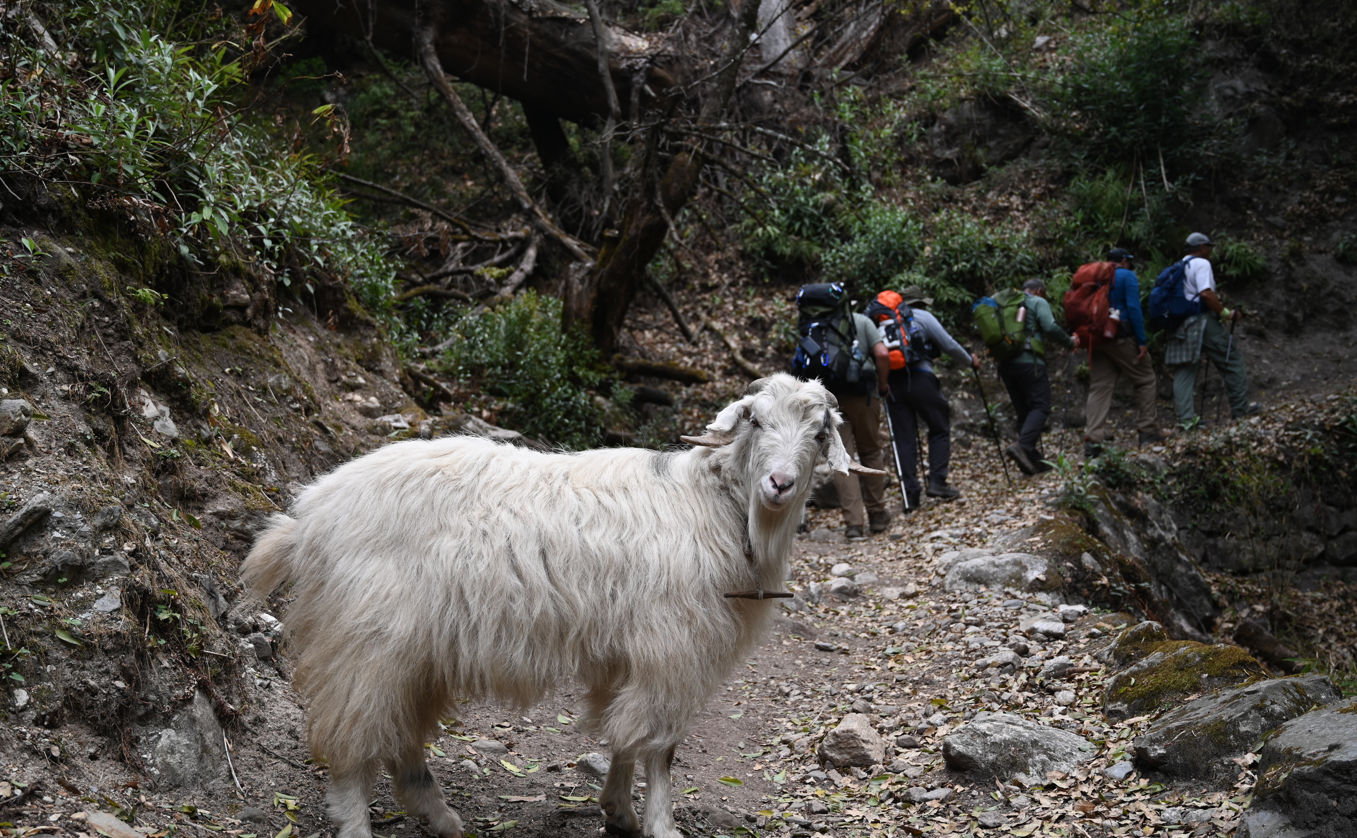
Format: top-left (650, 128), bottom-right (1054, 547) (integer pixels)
top-left (907, 308), bottom-right (972, 373)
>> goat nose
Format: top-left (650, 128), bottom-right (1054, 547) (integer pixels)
top-left (769, 472), bottom-right (795, 494)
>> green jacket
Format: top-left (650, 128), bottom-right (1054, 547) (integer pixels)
top-left (1009, 294), bottom-right (1074, 366)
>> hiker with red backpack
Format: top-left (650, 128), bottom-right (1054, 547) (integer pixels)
top-left (1082, 248), bottom-right (1165, 456)
top-left (1161, 233), bottom-right (1260, 429)
top-left (994, 279), bottom-right (1077, 475)
top-left (867, 285), bottom-right (981, 511)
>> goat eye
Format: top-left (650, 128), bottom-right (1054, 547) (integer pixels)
top-left (815, 432), bottom-right (827, 443)
top-left (749, 416), bottom-right (761, 428)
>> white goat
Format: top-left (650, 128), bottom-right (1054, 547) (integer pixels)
top-left (242, 373), bottom-right (880, 838)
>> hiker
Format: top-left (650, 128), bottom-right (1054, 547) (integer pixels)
top-left (1165, 233), bottom-right (1260, 428)
top-left (790, 283), bottom-right (893, 538)
top-left (1084, 248), bottom-right (1164, 455)
top-left (995, 278), bottom-right (1076, 475)
top-left (879, 286), bottom-right (981, 510)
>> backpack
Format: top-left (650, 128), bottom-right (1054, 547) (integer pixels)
top-left (1147, 257), bottom-right (1203, 332)
top-left (1063, 261), bottom-right (1117, 351)
top-left (790, 283), bottom-right (865, 391)
top-left (863, 291), bottom-right (934, 369)
top-left (973, 288), bottom-right (1040, 362)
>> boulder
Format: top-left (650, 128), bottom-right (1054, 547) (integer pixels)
top-left (942, 712), bottom-right (1094, 785)
top-left (575, 751), bottom-right (611, 777)
top-left (1133, 675), bottom-right (1341, 783)
top-left (0, 399), bottom-right (33, 437)
top-left (149, 690), bottom-right (226, 789)
top-left (1240, 698), bottom-right (1357, 838)
top-left (942, 553), bottom-right (1062, 595)
top-left (1104, 642), bottom-right (1269, 721)
top-left (818, 714), bottom-right (884, 768)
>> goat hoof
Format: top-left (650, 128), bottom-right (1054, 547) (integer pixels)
top-left (603, 824), bottom-right (640, 838)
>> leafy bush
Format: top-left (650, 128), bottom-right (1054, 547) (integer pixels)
top-left (440, 292), bottom-right (610, 449)
top-left (924, 208), bottom-right (1040, 296)
top-left (821, 203), bottom-right (923, 291)
top-left (739, 148), bottom-right (847, 273)
top-left (0, 0), bottom-right (397, 308)
top-left (1216, 239), bottom-right (1267, 281)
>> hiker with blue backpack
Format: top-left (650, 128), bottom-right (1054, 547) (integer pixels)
top-left (866, 285), bottom-right (981, 512)
top-left (790, 283), bottom-right (894, 538)
top-left (1155, 233), bottom-right (1261, 429)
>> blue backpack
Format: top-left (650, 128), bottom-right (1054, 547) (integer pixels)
top-left (1148, 257), bottom-right (1203, 332)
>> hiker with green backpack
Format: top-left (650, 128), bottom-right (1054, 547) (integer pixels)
top-left (974, 279), bottom-right (1077, 475)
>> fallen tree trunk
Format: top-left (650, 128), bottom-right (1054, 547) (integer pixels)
top-left (290, 0), bottom-right (675, 126)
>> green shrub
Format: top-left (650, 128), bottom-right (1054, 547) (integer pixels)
top-left (1336, 233), bottom-right (1357, 265)
top-left (739, 148), bottom-right (847, 273)
top-left (1216, 239), bottom-right (1267, 281)
top-left (822, 202), bottom-right (923, 292)
top-left (439, 292), bottom-right (611, 449)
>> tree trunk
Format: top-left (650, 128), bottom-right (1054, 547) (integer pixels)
top-left (564, 0), bottom-right (765, 355)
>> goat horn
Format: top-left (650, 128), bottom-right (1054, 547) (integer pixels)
top-left (848, 462), bottom-right (888, 476)
top-left (681, 432), bottom-right (736, 448)
top-left (744, 377), bottom-right (771, 395)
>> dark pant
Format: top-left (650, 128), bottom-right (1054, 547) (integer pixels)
top-left (998, 361), bottom-right (1052, 457)
top-left (885, 368), bottom-right (951, 494)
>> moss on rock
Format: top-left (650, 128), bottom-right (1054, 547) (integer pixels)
top-left (1105, 641), bottom-right (1269, 720)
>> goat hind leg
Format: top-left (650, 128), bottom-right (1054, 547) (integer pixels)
top-left (389, 752), bottom-right (463, 838)
top-left (599, 754), bottom-right (640, 837)
top-left (640, 745), bottom-right (681, 838)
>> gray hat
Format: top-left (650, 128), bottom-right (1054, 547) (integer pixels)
top-left (898, 285), bottom-right (934, 307)
top-left (1107, 247), bottom-right (1134, 262)
top-left (1186, 232), bottom-right (1215, 247)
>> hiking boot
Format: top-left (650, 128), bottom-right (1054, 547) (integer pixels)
top-left (925, 481), bottom-right (960, 500)
top-left (1138, 430), bottom-right (1167, 446)
top-left (1083, 440), bottom-right (1104, 458)
top-left (844, 525), bottom-right (865, 539)
top-left (1006, 443), bottom-right (1037, 475)
top-left (1029, 449), bottom-right (1054, 474)
top-left (868, 510), bottom-right (892, 534)
top-left (901, 490), bottom-right (921, 514)
top-left (1234, 402), bottom-right (1264, 419)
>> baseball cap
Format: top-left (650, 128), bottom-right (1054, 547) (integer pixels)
top-left (898, 285), bottom-right (934, 307)
top-left (1186, 232), bottom-right (1215, 247)
top-left (1107, 248), bottom-right (1134, 262)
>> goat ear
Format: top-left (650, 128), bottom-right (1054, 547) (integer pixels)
top-left (824, 426), bottom-right (852, 474)
top-left (681, 395), bottom-right (752, 447)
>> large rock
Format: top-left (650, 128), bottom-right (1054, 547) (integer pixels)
top-left (1104, 642), bottom-right (1269, 721)
top-left (1239, 698), bottom-right (1357, 838)
top-left (1090, 491), bottom-right (1219, 636)
top-left (818, 713), bottom-right (884, 768)
top-left (148, 690), bottom-right (226, 789)
top-left (1133, 675), bottom-right (1341, 784)
top-left (942, 553), bottom-right (1062, 595)
top-left (0, 399), bottom-right (33, 437)
top-left (942, 712), bottom-right (1094, 785)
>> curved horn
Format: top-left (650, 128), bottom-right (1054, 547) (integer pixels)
top-left (848, 462), bottom-right (889, 476)
top-left (744, 377), bottom-right (772, 396)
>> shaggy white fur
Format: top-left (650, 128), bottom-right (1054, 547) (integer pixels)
top-left (242, 373), bottom-right (878, 838)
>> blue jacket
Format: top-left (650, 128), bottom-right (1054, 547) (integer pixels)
top-left (1111, 267), bottom-right (1147, 346)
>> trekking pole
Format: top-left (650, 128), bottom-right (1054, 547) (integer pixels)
top-left (971, 366), bottom-right (1014, 489)
top-left (1058, 350), bottom-right (1074, 455)
top-left (883, 393), bottom-right (910, 511)
top-left (1213, 318), bottom-right (1238, 425)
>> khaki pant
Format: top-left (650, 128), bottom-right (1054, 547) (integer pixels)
top-left (1086, 338), bottom-right (1158, 442)
top-left (1173, 317), bottom-right (1249, 425)
top-left (832, 394), bottom-right (887, 527)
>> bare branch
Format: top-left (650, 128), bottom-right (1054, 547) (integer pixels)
top-left (416, 27), bottom-right (595, 265)
top-left (697, 311), bottom-right (764, 380)
top-left (644, 270), bottom-right (697, 344)
top-left (332, 171), bottom-right (507, 240)
top-left (393, 285), bottom-right (476, 304)
top-left (583, 0), bottom-right (622, 218)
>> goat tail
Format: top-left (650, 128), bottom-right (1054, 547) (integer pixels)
top-left (241, 513), bottom-right (300, 596)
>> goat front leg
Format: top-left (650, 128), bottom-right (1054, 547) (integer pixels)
top-left (599, 754), bottom-right (640, 837)
top-left (641, 745), bottom-right (680, 838)
top-left (389, 751), bottom-right (464, 838)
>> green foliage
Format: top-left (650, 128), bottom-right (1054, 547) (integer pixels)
top-left (0, 0), bottom-right (397, 306)
top-left (740, 148), bottom-right (847, 272)
top-left (1335, 233), bottom-right (1357, 265)
top-left (128, 286), bottom-right (167, 306)
top-left (924, 208), bottom-right (1040, 296)
top-left (440, 292), bottom-right (611, 449)
top-left (821, 203), bottom-right (922, 290)
top-left (1216, 239), bottom-right (1267, 281)
top-left (1048, 452), bottom-right (1099, 514)
top-left (639, 0), bottom-right (686, 30)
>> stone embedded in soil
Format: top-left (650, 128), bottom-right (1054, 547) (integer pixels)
top-left (818, 713), bottom-right (884, 768)
top-left (1105, 761), bottom-right (1136, 781)
top-left (1104, 642), bottom-right (1269, 721)
top-left (0, 399), bottom-right (33, 437)
top-left (943, 553), bottom-right (1060, 595)
top-left (1133, 674), bottom-right (1341, 783)
top-left (237, 808), bottom-right (269, 825)
top-left (1100, 620), bottom-right (1173, 667)
top-left (942, 712), bottom-right (1094, 784)
top-left (150, 689), bottom-right (226, 789)
top-left (830, 563), bottom-right (854, 578)
top-left (1037, 656), bottom-right (1074, 681)
top-left (246, 633), bottom-right (273, 662)
top-left (855, 571), bottom-right (881, 586)
top-left (575, 751), bottom-right (610, 777)
top-left (93, 590), bottom-right (122, 613)
top-left (472, 739), bottom-right (510, 760)
top-left (1236, 697), bottom-right (1357, 837)
top-left (826, 577), bottom-right (859, 599)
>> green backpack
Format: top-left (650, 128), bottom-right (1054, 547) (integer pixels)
top-left (972, 288), bottom-right (1043, 362)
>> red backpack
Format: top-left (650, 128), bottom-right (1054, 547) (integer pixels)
top-left (1062, 261), bottom-right (1118, 353)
